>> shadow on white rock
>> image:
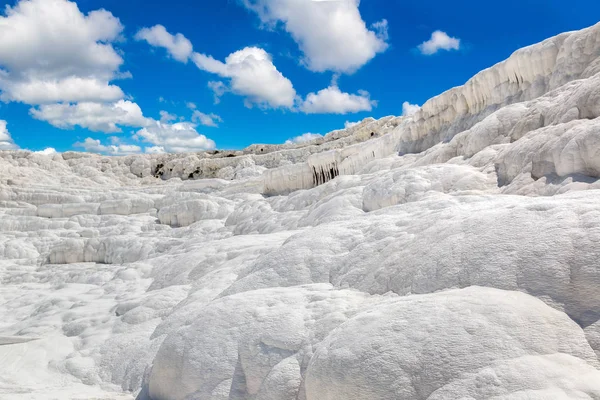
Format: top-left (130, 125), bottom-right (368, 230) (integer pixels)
top-left (305, 287), bottom-right (600, 400)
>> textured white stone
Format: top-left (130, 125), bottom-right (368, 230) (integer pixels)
top-left (305, 287), bottom-right (600, 400)
top-left (0, 22), bottom-right (599, 400)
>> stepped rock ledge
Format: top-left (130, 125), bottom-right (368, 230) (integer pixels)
top-left (1, 22), bottom-right (600, 400)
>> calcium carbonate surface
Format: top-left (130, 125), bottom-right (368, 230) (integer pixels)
top-left (1, 22), bottom-right (600, 400)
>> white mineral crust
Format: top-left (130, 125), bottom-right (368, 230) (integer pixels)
top-left (1, 22), bottom-right (600, 400)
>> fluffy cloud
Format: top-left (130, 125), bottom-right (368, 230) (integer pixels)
top-left (344, 120), bottom-right (360, 129)
top-left (136, 24), bottom-right (297, 110)
top-left (32, 100), bottom-right (218, 153)
top-left (134, 121), bottom-right (216, 153)
top-left (1, 1), bottom-right (220, 153)
top-left (145, 146), bottom-right (166, 154)
top-left (192, 47), bottom-right (297, 109)
top-left (34, 148), bottom-right (57, 155)
top-left (418, 31), bottom-right (461, 55)
top-left (0, 0), bottom-right (125, 105)
top-left (76, 120), bottom-right (216, 154)
top-left (74, 137), bottom-right (142, 155)
top-left (136, 24), bottom-right (382, 114)
top-left (186, 102), bottom-right (223, 128)
top-left (30, 100), bottom-right (148, 133)
top-left (300, 85), bottom-right (375, 114)
top-left (285, 132), bottom-right (322, 144)
top-left (402, 101), bottom-right (421, 116)
top-left (371, 19), bottom-right (389, 42)
top-left (135, 25), bottom-right (193, 63)
top-left (0, 120), bottom-right (19, 150)
top-left (0, 0), bottom-right (155, 140)
top-left (0, 77), bottom-right (124, 105)
top-left (241, 0), bottom-right (388, 73)
top-left (159, 110), bottom-right (178, 123)
top-left (191, 111), bottom-right (222, 127)
top-left (207, 81), bottom-right (228, 104)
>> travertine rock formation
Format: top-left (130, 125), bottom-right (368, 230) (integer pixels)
top-left (1, 22), bottom-right (600, 400)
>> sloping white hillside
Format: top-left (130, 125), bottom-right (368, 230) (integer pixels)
top-left (0, 22), bottom-right (600, 400)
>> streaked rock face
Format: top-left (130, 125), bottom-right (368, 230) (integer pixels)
top-left (1, 22), bottom-right (600, 400)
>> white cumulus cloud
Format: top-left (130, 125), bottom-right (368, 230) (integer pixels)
top-left (418, 31), bottom-right (461, 55)
top-left (145, 146), bottom-right (166, 154)
top-left (30, 100), bottom-right (148, 133)
top-left (134, 121), bottom-right (216, 153)
top-left (192, 47), bottom-right (297, 109)
top-left (241, 0), bottom-right (389, 73)
top-left (137, 25), bottom-right (297, 109)
top-left (0, 0), bottom-right (126, 105)
top-left (300, 85), bottom-right (375, 114)
top-left (1, 1), bottom-right (220, 153)
top-left (34, 147), bottom-right (57, 155)
top-left (159, 110), bottom-right (178, 123)
top-left (1, 77), bottom-right (124, 105)
top-left (74, 137), bottom-right (142, 155)
top-left (192, 111), bottom-right (223, 127)
top-left (135, 25), bottom-right (193, 63)
top-left (0, 0), bottom-right (164, 141)
top-left (402, 101), bottom-right (421, 116)
top-left (285, 132), bottom-right (322, 145)
top-left (137, 24), bottom-right (381, 114)
top-left (0, 120), bottom-right (19, 150)
top-left (207, 81), bottom-right (228, 104)
top-left (33, 101), bottom-right (218, 153)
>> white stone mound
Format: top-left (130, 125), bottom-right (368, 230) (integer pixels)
top-left (0, 22), bottom-right (600, 400)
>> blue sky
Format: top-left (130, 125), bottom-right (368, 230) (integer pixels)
top-left (0, 0), bottom-right (599, 154)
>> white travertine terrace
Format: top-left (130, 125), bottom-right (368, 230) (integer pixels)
top-left (1, 22), bottom-right (600, 400)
